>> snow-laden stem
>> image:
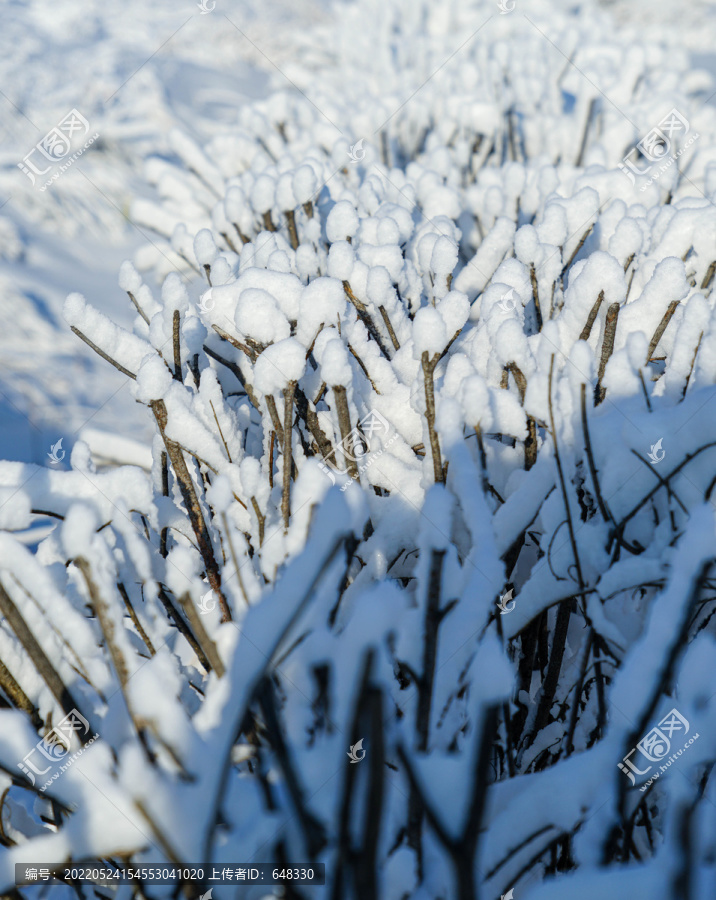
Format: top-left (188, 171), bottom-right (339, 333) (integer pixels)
top-left (156, 586), bottom-right (212, 672)
top-left (0, 657), bottom-right (42, 731)
top-left (505, 362), bottom-right (536, 469)
top-left (332, 651), bottom-right (385, 899)
top-left (172, 310), bottom-right (182, 382)
top-left (379, 305), bottom-right (400, 350)
top-left (0, 581), bottom-right (88, 734)
top-left (646, 299), bottom-right (679, 364)
top-left (118, 582), bottom-right (156, 656)
top-left (212, 323), bottom-right (255, 361)
top-left (151, 399), bottom-right (231, 622)
top-left (69, 325), bottom-right (137, 380)
top-left (282, 380), bottom-right (296, 531)
top-left (202, 534), bottom-right (347, 863)
top-left (333, 384), bottom-right (360, 482)
top-left (160, 450), bottom-right (169, 557)
top-left (561, 224), bottom-right (594, 277)
top-left (284, 209), bottom-right (299, 250)
top-left (342, 280), bottom-right (392, 359)
top-left (175, 591), bottom-right (225, 677)
top-left (400, 704), bottom-right (499, 900)
top-left (530, 264), bottom-right (543, 329)
top-left (126, 289), bottom-right (150, 325)
top-left (530, 357), bottom-right (585, 745)
top-left (265, 394), bottom-right (284, 444)
top-left (417, 549), bottom-right (446, 752)
top-left (422, 352), bottom-right (444, 484)
top-left (258, 676), bottom-right (326, 859)
top-left (579, 289), bottom-right (604, 341)
top-left (595, 301), bottom-right (620, 405)
top-left (204, 343), bottom-right (261, 411)
top-left (75, 556), bottom-right (158, 763)
top-left (603, 561), bottom-right (711, 863)
top-left (701, 261), bottom-right (716, 291)
top-left (580, 382), bottom-right (611, 524)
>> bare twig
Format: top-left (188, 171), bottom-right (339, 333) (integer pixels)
top-left (579, 290), bottom-right (604, 342)
top-left (595, 302), bottom-right (620, 405)
top-left (282, 381), bottom-right (296, 531)
top-left (151, 399), bottom-right (231, 622)
top-left (422, 352), bottom-right (444, 484)
top-left (0, 581), bottom-right (88, 733)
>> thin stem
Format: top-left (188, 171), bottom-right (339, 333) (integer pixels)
top-left (282, 381), bottom-right (296, 531)
top-left (422, 352), bottom-right (444, 484)
top-left (172, 310), bottom-right (182, 382)
top-left (333, 385), bottom-right (360, 482)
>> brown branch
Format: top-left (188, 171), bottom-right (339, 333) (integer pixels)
top-left (156, 586), bottom-right (212, 672)
top-left (343, 280), bottom-right (392, 359)
top-left (69, 326), bottom-right (136, 380)
top-left (284, 210), bottom-right (299, 250)
top-left (203, 343), bottom-right (261, 412)
top-left (333, 385), bottom-right (360, 482)
top-left (379, 306), bottom-right (400, 350)
top-left (561, 224), bottom-right (594, 275)
top-left (251, 497), bottom-right (266, 546)
top-left (595, 302), bottom-right (620, 405)
top-left (212, 324), bottom-right (255, 361)
top-left (579, 290), bottom-right (604, 342)
top-left (347, 343), bottom-right (382, 395)
top-left (580, 383), bottom-right (611, 524)
top-left (175, 592), bottom-right (225, 678)
top-left (646, 300), bottom-right (679, 364)
top-left (117, 582), bottom-right (156, 657)
top-left (0, 581), bottom-right (88, 734)
top-left (530, 264), bottom-right (543, 329)
top-left (0, 657), bottom-right (43, 730)
top-left (172, 310), bottom-right (182, 382)
top-left (422, 352), bottom-right (444, 484)
top-left (126, 291), bottom-right (150, 325)
top-left (701, 261), bottom-right (716, 291)
top-left (151, 399), bottom-right (231, 622)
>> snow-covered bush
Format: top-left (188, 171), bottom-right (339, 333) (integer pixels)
top-left (3, 1), bottom-right (716, 897)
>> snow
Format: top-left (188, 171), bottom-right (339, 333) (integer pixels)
top-left (193, 228), bottom-right (219, 268)
top-left (292, 165), bottom-right (317, 205)
top-left (253, 337), bottom-right (307, 393)
top-left (5, 0), bottom-right (716, 894)
top-left (327, 240), bottom-right (356, 281)
top-left (235, 287), bottom-right (290, 344)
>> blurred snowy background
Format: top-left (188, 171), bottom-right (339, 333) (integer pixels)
top-left (0, 0), bottom-right (715, 461)
top-left (0, 0), bottom-right (327, 464)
